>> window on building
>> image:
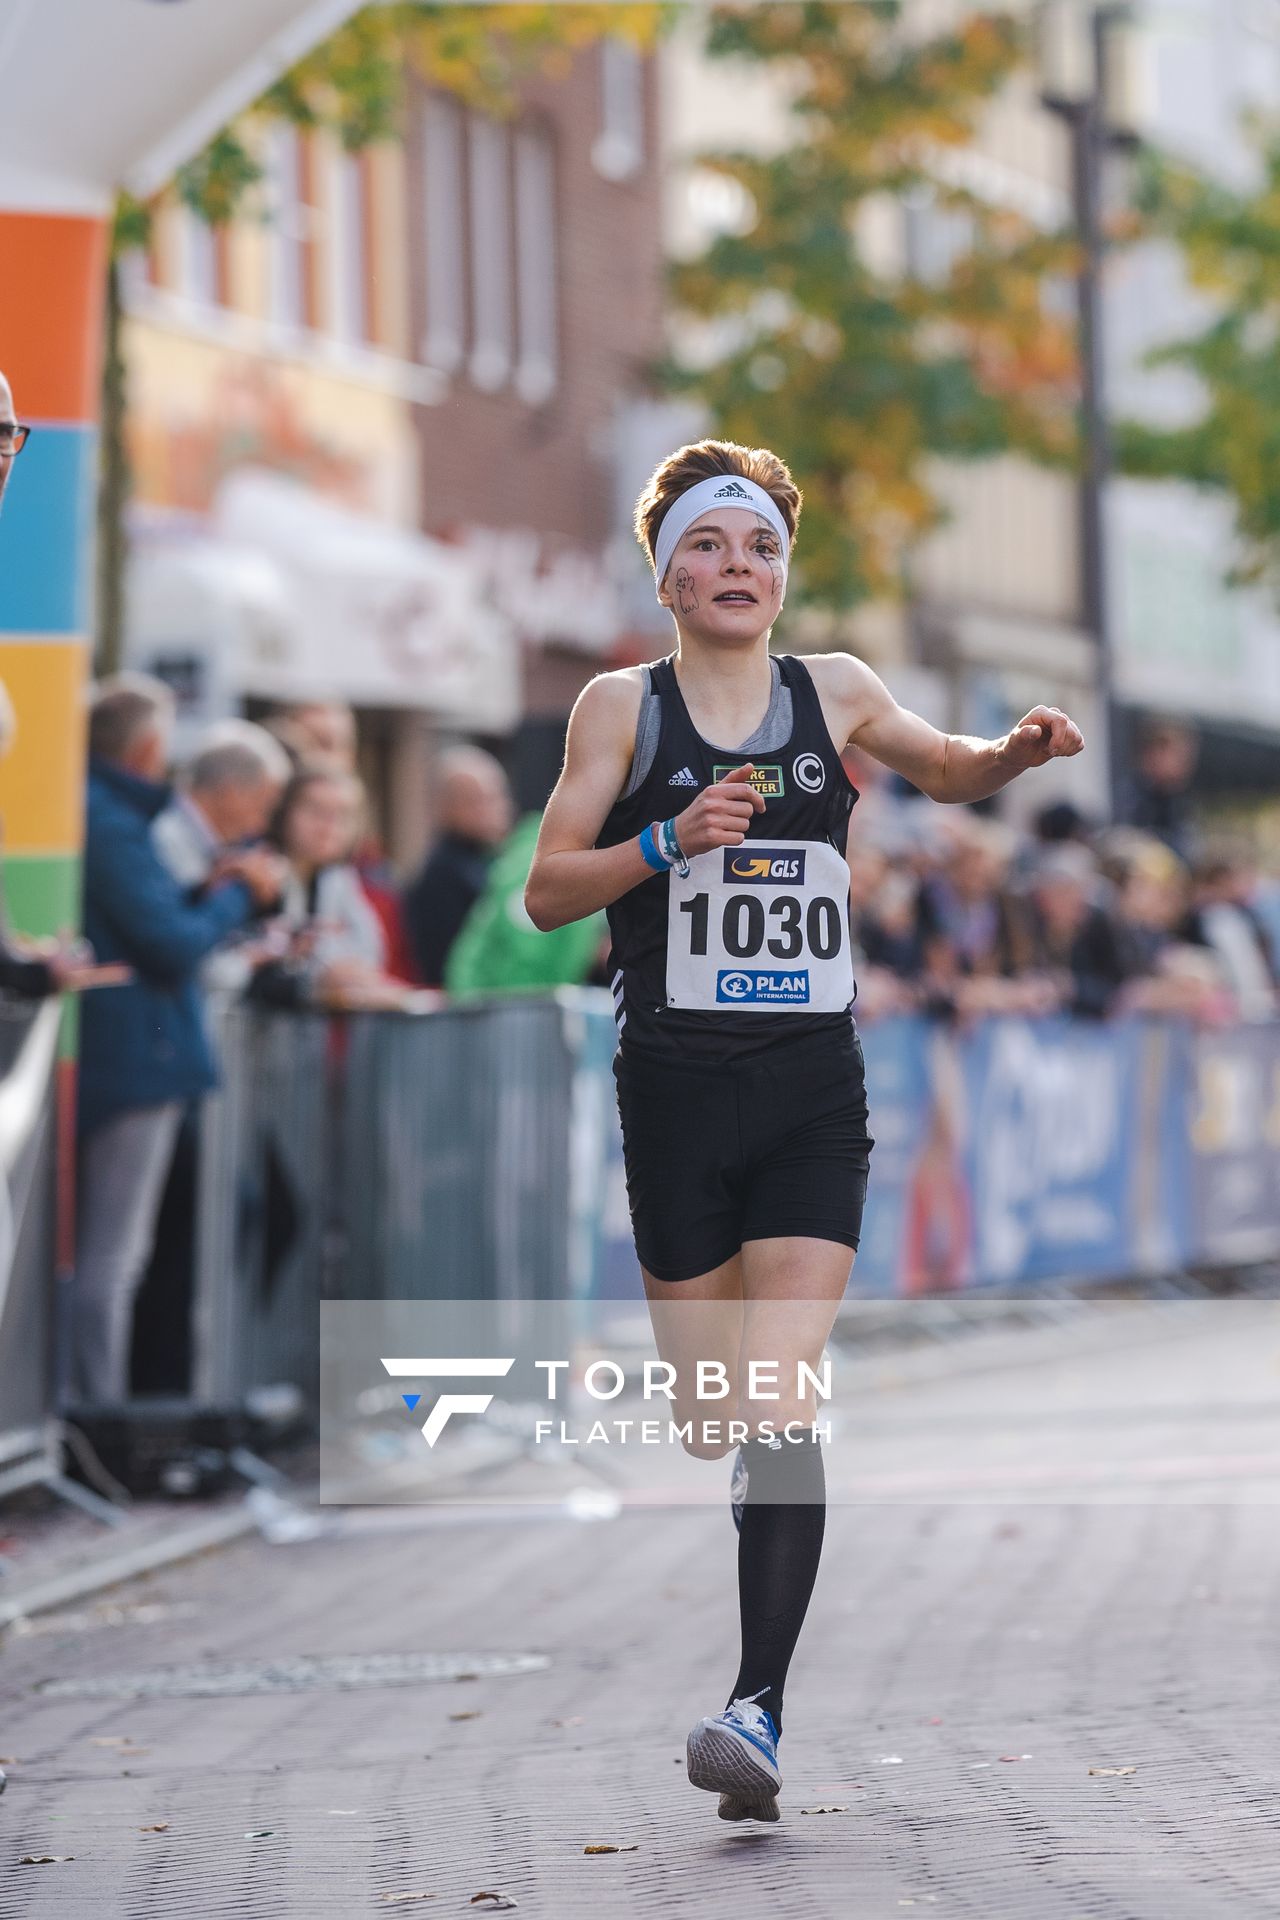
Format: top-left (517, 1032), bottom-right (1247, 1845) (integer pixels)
top-left (176, 205), bottom-right (225, 308)
top-left (514, 125), bottom-right (559, 405)
top-left (117, 243), bottom-right (153, 306)
top-left (330, 147), bottom-right (373, 347)
top-left (422, 92), bottom-right (466, 374)
top-left (268, 123), bottom-right (317, 330)
top-left (593, 38), bottom-right (644, 181)
top-left (422, 94), bottom-right (559, 403)
top-left (467, 112), bottom-right (513, 391)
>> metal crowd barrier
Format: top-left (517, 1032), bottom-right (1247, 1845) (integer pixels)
top-left (189, 996), bottom-right (1280, 1414)
top-left (0, 1001), bottom-right (61, 1499)
top-left (191, 995), bottom-right (587, 1413)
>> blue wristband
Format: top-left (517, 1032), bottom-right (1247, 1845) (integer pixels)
top-left (638, 823), bottom-right (669, 873)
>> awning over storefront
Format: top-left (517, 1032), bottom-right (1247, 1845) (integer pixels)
top-left (0, 0), bottom-right (362, 210)
top-left (128, 469), bottom-right (521, 733)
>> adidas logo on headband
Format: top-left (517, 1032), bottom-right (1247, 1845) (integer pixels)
top-left (713, 481), bottom-right (752, 500)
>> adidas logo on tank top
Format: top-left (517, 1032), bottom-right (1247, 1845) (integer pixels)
top-left (668, 766), bottom-right (699, 788)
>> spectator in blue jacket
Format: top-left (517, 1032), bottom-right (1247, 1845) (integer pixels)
top-left (75, 674), bottom-right (286, 1404)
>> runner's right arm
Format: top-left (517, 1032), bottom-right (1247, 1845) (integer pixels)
top-left (524, 674), bottom-right (763, 932)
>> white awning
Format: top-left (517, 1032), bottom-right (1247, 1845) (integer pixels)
top-left (129, 470), bottom-right (521, 733)
top-left (0, 0), bottom-right (363, 211)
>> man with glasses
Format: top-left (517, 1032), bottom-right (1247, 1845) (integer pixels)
top-left (0, 371), bottom-right (31, 509)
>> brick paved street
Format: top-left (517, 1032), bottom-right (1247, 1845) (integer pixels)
top-left (4, 1304), bottom-right (1280, 1918)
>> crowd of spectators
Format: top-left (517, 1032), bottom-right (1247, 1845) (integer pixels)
top-left (45, 671), bottom-right (517, 1406)
top-left (848, 794), bottom-right (1279, 1026)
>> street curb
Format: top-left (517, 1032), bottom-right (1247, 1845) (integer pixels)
top-left (0, 1506), bottom-right (258, 1633)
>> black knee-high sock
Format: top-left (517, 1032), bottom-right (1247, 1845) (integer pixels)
top-left (727, 1432), bottom-right (826, 1736)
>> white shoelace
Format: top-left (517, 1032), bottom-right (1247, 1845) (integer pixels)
top-left (723, 1688), bottom-right (774, 1738)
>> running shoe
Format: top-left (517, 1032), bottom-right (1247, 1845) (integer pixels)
top-left (686, 1687), bottom-right (781, 1818)
top-left (717, 1787), bottom-right (781, 1824)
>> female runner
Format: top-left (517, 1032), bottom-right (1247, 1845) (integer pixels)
top-left (524, 439), bottom-right (1083, 1821)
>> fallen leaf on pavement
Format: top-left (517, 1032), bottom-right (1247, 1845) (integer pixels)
top-left (449, 1711), bottom-right (482, 1722)
top-left (1089, 1766), bottom-right (1137, 1778)
top-left (999, 1755), bottom-right (1033, 1763)
top-left (0, 1755), bottom-right (17, 1763)
top-left (138, 1824), bottom-right (169, 1833)
top-left (801, 1805), bottom-right (848, 1815)
top-left (470, 1894), bottom-right (518, 1910)
top-left (583, 1844), bottom-right (639, 1853)
top-left (20, 1855), bottom-right (75, 1865)
top-left (244, 1830), bottom-right (275, 1838)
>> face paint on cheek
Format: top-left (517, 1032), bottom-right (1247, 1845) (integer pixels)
top-left (674, 566), bottom-right (699, 617)
top-left (754, 515), bottom-right (784, 605)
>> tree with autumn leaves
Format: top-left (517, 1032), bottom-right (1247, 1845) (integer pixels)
top-left (669, 2), bottom-right (1080, 610)
top-left (1115, 124), bottom-right (1280, 596)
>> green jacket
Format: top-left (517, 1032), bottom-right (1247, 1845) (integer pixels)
top-left (445, 813), bottom-right (607, 998)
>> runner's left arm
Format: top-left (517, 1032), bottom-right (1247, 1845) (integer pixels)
top-left (820, 654), bottom-right (1083, 802)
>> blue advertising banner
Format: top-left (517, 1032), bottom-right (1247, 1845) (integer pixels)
top-left (1186, 1023), bottom-right (1280, 1264)
top-left (959, 1017), bottom-right (1139, 1287)
top-left (574, 1003), bottom-right (1280, 1300)
top-left (853, 1016), bottom-right (943, 1298)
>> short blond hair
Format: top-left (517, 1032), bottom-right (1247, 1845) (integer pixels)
top-left (634, 438), bottom-right (802, 569)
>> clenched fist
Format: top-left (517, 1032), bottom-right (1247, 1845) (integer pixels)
top-left (1000, 706), bottom-right (1085, 773)
top-left (671, 763), bottom-right (766, 856)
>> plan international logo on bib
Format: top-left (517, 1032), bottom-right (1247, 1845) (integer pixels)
top-left (717, 969), bottom-right (811, 1004)
top-left (723, 848), bottom-right (805, 885)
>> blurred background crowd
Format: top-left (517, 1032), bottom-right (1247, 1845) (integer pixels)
top-left (4, 0), bottom-right (1280, 1414)
top-left (849, 718), bottom-right (1279, 1024)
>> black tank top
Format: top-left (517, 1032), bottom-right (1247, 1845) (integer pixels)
top-left (598, 653), bottom-right (859, 1062)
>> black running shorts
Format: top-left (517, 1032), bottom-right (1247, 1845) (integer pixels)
top-left (612, 1022), bottom-right (874, 1284)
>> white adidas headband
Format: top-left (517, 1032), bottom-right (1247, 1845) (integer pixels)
top-left (653, 474), bottom-right (790, 596)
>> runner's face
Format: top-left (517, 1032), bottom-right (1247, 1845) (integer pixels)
top-left (659, 507), bottom-right (785, 642)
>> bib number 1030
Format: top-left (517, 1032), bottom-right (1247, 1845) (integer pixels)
top-left (680, 891), bottom-right (843, 962)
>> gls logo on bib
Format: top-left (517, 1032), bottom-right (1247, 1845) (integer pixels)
top-left (723, 848), bottom-right (806, 885)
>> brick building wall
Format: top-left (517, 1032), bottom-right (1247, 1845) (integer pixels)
top-left (405, 45), bottom-right (664, 552)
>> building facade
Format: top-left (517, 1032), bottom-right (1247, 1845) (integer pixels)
top-left (404, 39), bottom-right (667, 813)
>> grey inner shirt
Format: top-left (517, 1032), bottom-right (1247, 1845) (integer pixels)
top-left (622, 654), bottom-right (792, 799)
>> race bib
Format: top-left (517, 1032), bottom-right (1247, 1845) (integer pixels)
top-left (665, 841), bottom-right (855, 1012)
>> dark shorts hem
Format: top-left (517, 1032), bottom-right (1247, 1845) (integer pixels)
top-left (638, 1225), bottom-right (861, 1285)
top-left (635, 1245), bottom-right (743, 1284)
top-left (741, 1225), bottom-right (861, 1255)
